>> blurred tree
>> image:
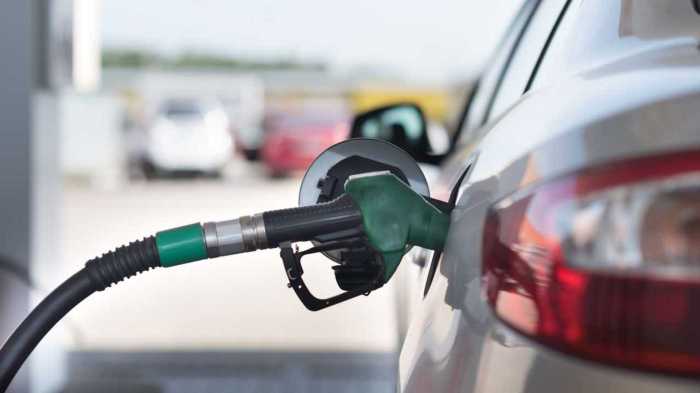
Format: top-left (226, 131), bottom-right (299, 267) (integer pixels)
top-left (103, 49), bottom-right (327, 71)
top-left (102, 49), bottom-right (159, 68)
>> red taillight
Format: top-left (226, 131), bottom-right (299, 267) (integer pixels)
top-left (483, 150), bottom-right (700, 376)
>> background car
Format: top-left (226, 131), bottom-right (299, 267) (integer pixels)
top-left (261, 110), bottom-right (349, 176)
top-left (143, 98), bottom-right (233, 177)
top-left (351, 1), bottom-right (700, 392)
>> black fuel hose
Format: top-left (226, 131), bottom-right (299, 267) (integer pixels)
top-left (0, 237), bottom-right (161, 392)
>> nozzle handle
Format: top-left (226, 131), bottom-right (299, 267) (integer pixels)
top-left (263, 194), bottom-right (363, 247)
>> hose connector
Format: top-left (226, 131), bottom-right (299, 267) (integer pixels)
top-left (202, 213), bottom-right (268, 258)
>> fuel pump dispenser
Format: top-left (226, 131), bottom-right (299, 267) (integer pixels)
top-left (0, 139), bottom-right (451, 391)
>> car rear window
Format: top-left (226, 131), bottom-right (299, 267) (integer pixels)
top-left (162, 102), bottom-right (204, 119)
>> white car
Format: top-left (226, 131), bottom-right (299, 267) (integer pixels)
top-left (353, 1), bottom-right (700, 391)
top-left (144, 99), bottom-right (233, 176)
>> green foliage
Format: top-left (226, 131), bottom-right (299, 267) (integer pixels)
top-left (102, 49), bottom-right (159, 68)
top-left (102, 48), bottom-right (327, 71)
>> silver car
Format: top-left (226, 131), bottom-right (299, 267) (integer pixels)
top-left (353, 0), bottom-right (700, 391)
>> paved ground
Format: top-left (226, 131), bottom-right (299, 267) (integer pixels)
top-left (54, 161), bottom-right (398, 353)
top-left (63, 351), bottom-right (396, 393)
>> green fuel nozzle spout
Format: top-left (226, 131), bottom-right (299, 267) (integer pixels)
top-left (344, 172), bottom-right (450, 280)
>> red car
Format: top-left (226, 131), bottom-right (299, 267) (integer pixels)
top-left (261, 112), bottom-right (349, 176)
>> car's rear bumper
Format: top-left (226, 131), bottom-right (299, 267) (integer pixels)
top-left (473, 324), bottom-right (699, 393)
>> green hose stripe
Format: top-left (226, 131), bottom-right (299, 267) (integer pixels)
top-left (156, 223), bottom-right (207, 267)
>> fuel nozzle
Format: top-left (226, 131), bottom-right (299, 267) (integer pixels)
top-left (203, 172), bottom-right (448, 274)
top-left (156, 172), bottom-right (450, 310)
top-left (201, 192), bottom-right (363, 259)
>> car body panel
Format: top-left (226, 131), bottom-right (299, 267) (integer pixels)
top-left (399, 1), bottom-right (700, 391)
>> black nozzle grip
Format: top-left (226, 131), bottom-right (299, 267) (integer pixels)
top-left (263, 194), bottom-right (363, 247)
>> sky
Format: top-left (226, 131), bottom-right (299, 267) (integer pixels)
top-left (101, 0), bottom-right (521, 83)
